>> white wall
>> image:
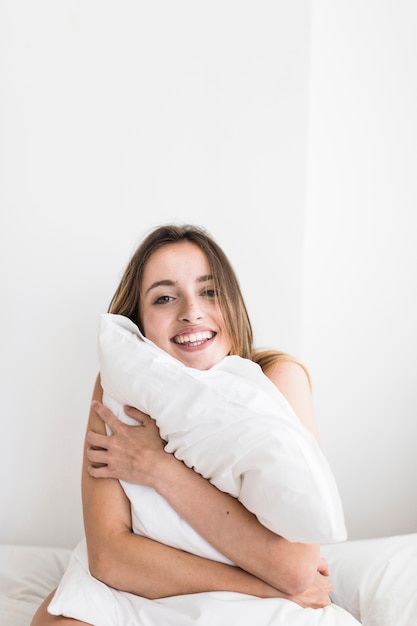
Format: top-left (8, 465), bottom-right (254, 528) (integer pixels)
top-left (2, 1), bottom-right (415, 550)
top-left (302, 1), bottom-right (417, 539)
top-left (0, 1), bottom-right (311, 548)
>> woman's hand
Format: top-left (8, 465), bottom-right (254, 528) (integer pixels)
top-left (283, 558), bottom-right (331, 609)
top-left (287, 570), bottom-right (332, 609)
top-left (86, 401), bottom-right (168, 486)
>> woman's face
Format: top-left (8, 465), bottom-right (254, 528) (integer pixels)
top-left (140, 241), bottom-right (232, 370)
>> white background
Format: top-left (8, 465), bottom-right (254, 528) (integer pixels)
top-left (1, 1), bottom-right (416, 548)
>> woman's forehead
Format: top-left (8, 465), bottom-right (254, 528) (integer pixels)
top-left (142, 241), bottom-right (211, 283)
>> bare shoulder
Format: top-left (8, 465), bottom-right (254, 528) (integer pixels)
top-left (265, 359), bottom-right (311, 391)
top-left (264, 360), bottom-right (319, 442)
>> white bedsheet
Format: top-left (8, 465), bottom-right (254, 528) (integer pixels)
top-left (321, 533), bottom-right (417, 626)
top-left (2, 534), bottom-right (417, 625)
top-left (48, 539), bottom-right (361, 626)
top-left (0, 544), bottom-right (71, 626)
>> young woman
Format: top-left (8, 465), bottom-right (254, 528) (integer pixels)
top-left (31, 224), bottom-right (346, 626)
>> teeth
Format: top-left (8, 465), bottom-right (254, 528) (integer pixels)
top-left (174, 331), bottom-right (214, 344)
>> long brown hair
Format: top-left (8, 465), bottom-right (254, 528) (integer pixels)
top-left (108, 224), bottom-right (307, 377)
top-left (108, 224), bottom-right (253, 358)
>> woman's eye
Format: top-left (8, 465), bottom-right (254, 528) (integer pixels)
top-left (154, 295), bottom-right (174, 305)
top-left (202, 288), bottom-right (216, 298)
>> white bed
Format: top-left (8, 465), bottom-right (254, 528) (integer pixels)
top-left (1, 533), bottom-right (416, 626)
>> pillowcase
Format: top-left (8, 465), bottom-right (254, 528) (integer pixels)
top-left (98, 314), bottom-right (347, 544)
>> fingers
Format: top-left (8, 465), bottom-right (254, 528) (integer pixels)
top-left (87, 462), bottom-right (112, 479)
top-left (86, 445), bottom-right (108, 467)
top-left (124, 405), bottom-right (150, 423)
top-left (86, 401), bottom-right (160, 483)
top-left (317, 557), bottom-right (330, 577)
top-left (86, 430), bottom-right (109, 449)
top-left (92, 399), bottom-right (150, 426)
top-left (91, 400), bottom-right (121, 430)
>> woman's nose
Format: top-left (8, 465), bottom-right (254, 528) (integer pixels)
top-left (179, 298), bottom-right (204, 322)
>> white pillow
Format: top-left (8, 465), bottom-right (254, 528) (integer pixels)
top-left (99, 314), bottom-right (347, 544)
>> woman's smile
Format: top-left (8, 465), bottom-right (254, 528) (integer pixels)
top-left (171, 328), bottom-right (216, 348)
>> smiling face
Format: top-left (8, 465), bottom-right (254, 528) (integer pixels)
top-left (139, 241), bottom-right (232, 370)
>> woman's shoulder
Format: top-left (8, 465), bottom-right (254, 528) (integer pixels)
top-left (253, 349), bottom-right (318, 440)
top-left (251, 348), bottom-right (311, 387)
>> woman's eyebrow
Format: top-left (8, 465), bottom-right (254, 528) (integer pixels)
top-left (145, 275), bottom-right (214, 295)
top-left (197, 274), bottom-right (214, 284)
top-left (145, 279), bottom-right (175, 295)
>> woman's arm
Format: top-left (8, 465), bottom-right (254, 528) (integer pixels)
top-left (86, 363), bottom-right (327, 599)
